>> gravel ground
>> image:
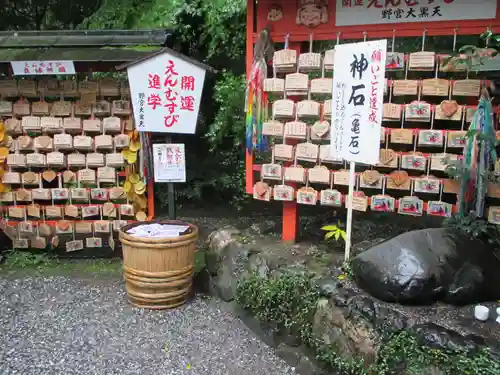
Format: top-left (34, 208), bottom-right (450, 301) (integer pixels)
top-left (0, 277), bottom-right (293, 375)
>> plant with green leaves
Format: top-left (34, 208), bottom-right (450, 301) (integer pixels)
top-left (441, 29), bottom-right (500, 70)
top-left (321, 221), bottom-right (347, 242)
top-left (236, 272), bottom-right (500, 375)
top-left (236, 272), bottom-right (319, 343)
top-left (2, 250), bottom-right (51, 269)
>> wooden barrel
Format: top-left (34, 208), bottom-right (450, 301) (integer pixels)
top-left (118, 220), bottom-right (198, 310)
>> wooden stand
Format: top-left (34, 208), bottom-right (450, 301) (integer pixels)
top-left (245, 0), bottom-right (500, 243)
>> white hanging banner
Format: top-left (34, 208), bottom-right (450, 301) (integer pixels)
top-left (335, 0), bottom-right (497, 26)
top-left (330, 39), bottom-right (387, 165)
top-left (127, 50), bottom-right (206, 134)
top-left (10, 61), bottom-right (75, 75)
top-left (153, 143), bottom-right (186, 183)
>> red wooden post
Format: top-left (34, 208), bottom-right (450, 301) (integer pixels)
top-left (245, 0), bottom-right (255, 195)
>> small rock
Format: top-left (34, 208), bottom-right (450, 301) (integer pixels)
top-left (296, 355), bottom-right (320, 375)
top-left (316, 277), bottom-right (342, 298)
top-left (248, 253), bottom-right (270, 278)
top-left (474, 305), bottom-right (490, 321)
top-left (413, 323), bottom-right (482, 354)
top-left (250, 220), bottom-right (277, 235)
top-left (312, 298), bottom-right (381, 366)
top-left (331, 288), bottom-right (357, 307)
top-left (281, 326), bottom-right (302, 347)
top-left (274, 343), bottom-right (302, 367)
top-left (207, 238), bottom-right (250, 302)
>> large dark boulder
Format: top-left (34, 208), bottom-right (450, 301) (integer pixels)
top-left (351, 228), bottom-right (500, 305)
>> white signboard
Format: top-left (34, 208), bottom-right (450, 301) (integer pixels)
top-left (127, 50), bottom-right (206, 134)
top-left (153, 143), bottom-right (186, 183)
top-left (336, 0), bottom-right (497, 26)
top-left (331, 40), bottom-right (387, 165)
top-left (10, 61), bottom-right (75, 76)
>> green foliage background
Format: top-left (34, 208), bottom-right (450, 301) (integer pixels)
top-left (0, 0), bottom-right (249, 211)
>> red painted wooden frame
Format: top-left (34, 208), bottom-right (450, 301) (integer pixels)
top-left (245, 0), bottom-right (500, 242)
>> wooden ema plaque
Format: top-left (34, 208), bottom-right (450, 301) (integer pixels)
top-left (377, 149), bottom-right (398, 168)
top-left (401, 153), bottom-right (427, 171)
top-left (435, 100), bottom-right (462, 121)
top-left (32, 101), bottom-right (50, 116)
top-left (447, 131), bottom-right (466, 148)
top-left (405, 101), bottom-right (431, 122)
top-left (371, 195), bottom-right (395, 212)
top-left (261, 163), bottom-right (282, 180)
top-left (421, 79), bottom-right (449, 97)
top-left (273, 99), bottom-right (295, 118)
top-left (408, 51), bottom-right (435, 70)
top-left (414, 177), bottom-right (440, 194)
top-left (383, 103), bottom-right (401, 121)
top-left (103, 117), bottom-right (121, 134)
top-left (295, 143), bottom-right (318, 163)
top-left (273, 185), bottom-right (294, 201)
top-left (323, 99), bottom-right (332, 119)
top-left (298, 52), bottom-right (321, 72)
top-left (19, 80), bottom-right (37, 97)
top-left (274, 144), bottom-right (294, 161)
top-left (296, 100), bottom-right (320, 118)
top-left (392, 80), bottom-right (418, 96)
top-left (333, 170), bottom-right (349, 186)
top-left (273, 49), bottom-right (297, 73)
top-left (323, 50), bottom-right (335, 71)
top-left (465, 107), bottom-right (477, 123)
top-left (310, 78), bottom-right (332, 95)
top-left (431, 153), bottom-right (457, 172)
top-left (386, 52), bottom-right (405, 70)
top-left (320, 189), bottom-right (342, 206)
top-left (264, 78), bottom-right (284, 93)
top-left (284, 165), bottom-right (306, 183)
top-left (345, 192), bottom-right (368, 212)
top-left (310, 121), bottom-right (330, 141)
top-left (387, 171), bottom-right (410, 190)
top-left (0, 101), bottom-right (12, 115)
top-left (285, 73), bottom-right (308, 96)
top-left (52, 101), bottom-right (72, 117)
top-left (488, 206), bottom-right (500, 224)
top-left (398, 196), bottom-right (424, 216)
top-left (452, 80), bottom-right (481, 97)
top-left (319, 145), bottom-right (341, 164)
top-left (296, 187), bottom-right (318, 205)
top-left (284, 121), bottom-right (307, 139)
top-left (418, 130), bottom-right (444, 147)
top-left (487, 183), bottom-right (500, 199)
top-left (359, 170), bottom-right (382, 189)
top-left (308, 166), bottom-right (330, 184)
top-left (390, 129), bottom-right (413, 144)
top-left (0, 80), bottom-right (19, 97)
top-left (253, 181), bottom-right (271, 201)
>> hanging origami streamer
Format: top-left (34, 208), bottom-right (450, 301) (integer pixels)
top-left (458, 91), bottom-right (497, 217)
top-left (245, 28), bottom-right (273, 153)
